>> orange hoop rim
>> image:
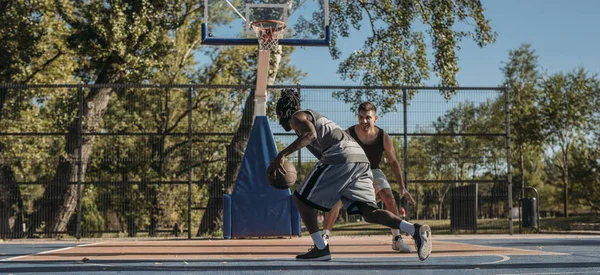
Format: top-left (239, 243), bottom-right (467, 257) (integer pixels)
top-left (250, 20), bottom-right (287, 33)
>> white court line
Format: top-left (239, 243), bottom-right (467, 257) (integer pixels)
top-left (1, 242), bottom-right (104, 262)
top-left (499, 271), bottom-right (600, 275)
top-left (80, 262), bottom-right (115, 267)
top-left (436, 240), bottom-right (569, 256)
top-left (480, 255), bottom-right (510, 265)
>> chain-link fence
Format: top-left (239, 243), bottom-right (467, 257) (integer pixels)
top-left (0, 84), bottom-right (510, 239)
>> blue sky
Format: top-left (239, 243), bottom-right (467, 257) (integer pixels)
top-left (198, 0), bottom-right (600, 132)
top-left (290, 0), bottom-right (600, 86)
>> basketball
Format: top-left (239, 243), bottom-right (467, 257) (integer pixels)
top-left (266, 159), bottom-right (297, 190)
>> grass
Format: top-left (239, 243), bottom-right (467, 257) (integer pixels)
top-left (11, 215), bottom-right (599, 240)
top-left (538, 214), bottom-right (600, 232)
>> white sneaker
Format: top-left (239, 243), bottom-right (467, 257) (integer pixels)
top-left (392, 235), bottom-right (412, 253)
top-left (322, 234), bottom-right (330, 246)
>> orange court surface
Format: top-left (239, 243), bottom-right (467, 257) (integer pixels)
top-left (2, 234), bottom-right (600, 275)
top-left (5, 234), bottom-right (565, 261)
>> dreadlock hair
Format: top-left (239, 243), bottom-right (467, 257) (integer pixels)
top-left (276, 88), bottom-right (301, 131)
top-left (276, 88), bottom-right (300, 119)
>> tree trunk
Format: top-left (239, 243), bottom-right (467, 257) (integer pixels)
top-left (196, 89), bottom-right (255, 236)
top-left (438, 184), bottom-right (452, 220)
top-left (1, 90), bottom-right (28, 238)
top-left (519, 144), bottom-right (525, 199)
top-left (438, 200), bottom-right (443, 220)
top-left (0, 89), bottom-right (18, 238)
top-left (562, 146), bottom-right (569, 218)
top-left (0, 165), bottom-right (22, 238)
top-left (1, 53), bottom-right (63, 237)
top-left (196, 47), bottom-right (283, 236)
top-left (30, 78), bottom-right (114, 236)
top-left (0, 88), bottom-right (7, 120)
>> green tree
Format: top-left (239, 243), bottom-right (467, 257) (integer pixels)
top-left (89, 8), bottom-right (305, 237)
top-left (329, 0), bottom-right (496, 110)
top-left (569, 142), bottom-right (600, 214)
top-left (430, 100), bottom-right (505, 219)
top-left (405, 98), bottom-right (506, 220)
top-left (77, 0), bottom-right (305, 237)
top-left (30, 0), bottom-right (176, 236)
top-left (0, 0), bottom-right (73, 237)
top-left (538, 68), bottom-right (599, 217)
top-left (0, 0), bottom-right (72, 85)
top-left (500, 44), bottom-right (544, 199)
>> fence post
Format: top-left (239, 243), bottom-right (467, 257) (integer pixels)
top-left (296, 84), bottom-right (302, 178)
top-left (187, 87), bottom-right (193, 240)
top-left (76, 85), bottom-right (84, 240)
top-left (505, 86), bottom-right (513, 235)
top-left (402, 88), bottom-right (412, 218)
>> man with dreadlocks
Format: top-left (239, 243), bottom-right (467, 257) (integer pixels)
top-left (271, 89), bottom-right (432, 261)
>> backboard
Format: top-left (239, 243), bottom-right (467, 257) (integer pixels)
top-left (202, 0), bottom-right (330, 47)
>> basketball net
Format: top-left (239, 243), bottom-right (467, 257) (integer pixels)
top-left (250, 20), bottom-right (286, 51)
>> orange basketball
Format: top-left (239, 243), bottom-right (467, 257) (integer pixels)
top-left (266, 159), bottom-right (297, 190)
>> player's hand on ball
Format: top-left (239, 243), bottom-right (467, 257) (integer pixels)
top-left (271, 155), bottom-right (287, 177)
top-left (267, 155), bottom-right (297, 190)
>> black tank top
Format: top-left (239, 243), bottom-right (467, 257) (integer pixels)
top-left (347, 126), bottom-right (385, 169)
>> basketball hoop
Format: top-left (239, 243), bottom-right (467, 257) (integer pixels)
top-left (250, 20), bottom-right (286, 51)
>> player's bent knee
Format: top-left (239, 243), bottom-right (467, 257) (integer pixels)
top-left (357, 202), bottom-right (379, 222)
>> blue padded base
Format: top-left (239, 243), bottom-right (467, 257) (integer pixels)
top-left (228, 116), bottom-right (299, 237)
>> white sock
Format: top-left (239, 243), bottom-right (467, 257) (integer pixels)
top-left (399, 220), bottom-right (415, 235)
top-left (391, 228), bottom-right (400, 237)
top-left (323, 229), bottom-right (331, 237)
top-left (311, 231), bottom-right (327, 249)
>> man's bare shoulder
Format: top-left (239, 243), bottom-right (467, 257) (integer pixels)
top-left (292, 110), bottom-right (313, 121)
top-left (289, 111), bottom-right (315, 130)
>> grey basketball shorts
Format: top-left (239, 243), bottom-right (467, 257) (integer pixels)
top-left (371, 168), bottom-right (392, 194)
top-left (294, 161), bottom-right (378, 214)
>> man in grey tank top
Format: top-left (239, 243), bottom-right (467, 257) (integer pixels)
top-left (322, 102), bottom-right (416, 253)
top-left (271, 89), bottom-right (432, 261)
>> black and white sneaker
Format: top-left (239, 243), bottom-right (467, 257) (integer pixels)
top-left (296, 245), bottom-right (332, 261)
top-left (412, 224), bottom-right (432, 261)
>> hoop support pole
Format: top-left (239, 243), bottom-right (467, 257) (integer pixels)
top-left (255, 50), bottom-right (270, 116)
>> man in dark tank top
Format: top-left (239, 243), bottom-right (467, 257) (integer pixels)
top-left (322, 102), bottom-right (416, 252)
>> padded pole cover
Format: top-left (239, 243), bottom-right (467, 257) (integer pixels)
top-left (222, 194), bottom-right (232, 239)
top-left (230, 116), bottom-right (297, 237)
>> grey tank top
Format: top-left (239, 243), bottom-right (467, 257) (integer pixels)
top-left (294, 109), bottom-right (369, 164)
